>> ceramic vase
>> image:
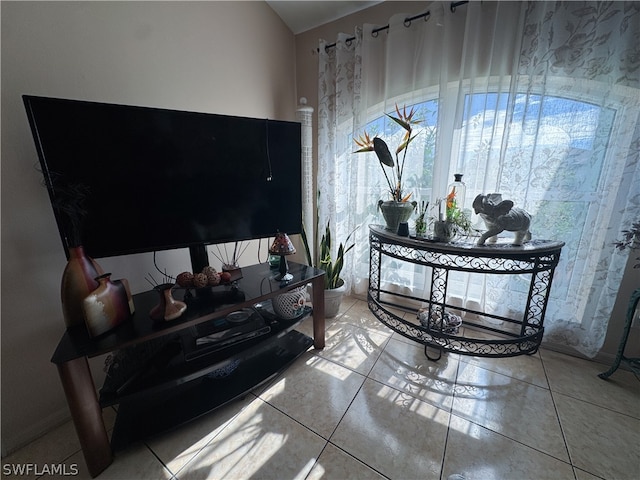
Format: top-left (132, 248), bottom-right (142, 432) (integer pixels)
top-left (83, 273), bottom-right (134, 338)
top-left (61, 246), bottom-right (105, 328)
top-left (378, 200), bottom-right (417, 234)
top-left (150, 283), bottom-right (187, 322)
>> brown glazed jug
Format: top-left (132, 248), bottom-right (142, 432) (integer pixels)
top-left (83, 273), bottom-right (134, 338)
top-left (60, 246), bottom-right (104, 328)
top-left (150, 283), bottom-right (187, 322)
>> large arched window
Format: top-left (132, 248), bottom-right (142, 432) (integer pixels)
top-left (318, 1), bottom-right (639, 356)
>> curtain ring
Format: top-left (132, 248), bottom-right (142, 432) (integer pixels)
top-left (404, 18), bottom-right (412, 28)
top-left (371, 29), bottom-right (379, 38)
top-left (424, 12), bottom-right (431, 22)
top-left (451, 1), bottom-right (470, 13)
top-left (345, 38), bottom-right (353, 47)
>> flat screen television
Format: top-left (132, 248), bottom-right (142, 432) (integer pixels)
top-left (23, 95), bottom-right (302, 272)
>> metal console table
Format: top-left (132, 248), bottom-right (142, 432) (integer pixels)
top-left (368, 225), bottom-right (564, 360)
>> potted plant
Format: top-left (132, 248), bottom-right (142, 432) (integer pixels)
top-left (614, 220), bottom-right (640, 267)
top-left (354, 104), bottom-right (419, 233)
top-left (432, 194), bottom-right (474, 242)
top-left (415, 200), bottom-right (429, 237)
top-left (301, 216), bottom-right (355, 318)
top-left (44, 175), bottom-right (106, 328)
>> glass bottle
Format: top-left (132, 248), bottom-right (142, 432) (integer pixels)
top-left (446, 174), bottom-right (466, 221)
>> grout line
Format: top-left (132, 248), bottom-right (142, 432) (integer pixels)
top-left (322, 440), bottom-right (391, 479)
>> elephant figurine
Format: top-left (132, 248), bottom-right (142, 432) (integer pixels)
top-left (472, 193), bottom-right (532, 246)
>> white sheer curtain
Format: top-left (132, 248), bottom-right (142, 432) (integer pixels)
top-left (317, 1), bottom-right (640, 357)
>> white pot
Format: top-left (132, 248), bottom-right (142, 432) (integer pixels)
top-left (324, 283), bottom-right (347, 318)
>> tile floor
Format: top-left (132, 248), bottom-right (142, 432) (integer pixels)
top-left (3, 297), bottom-right (639, 480)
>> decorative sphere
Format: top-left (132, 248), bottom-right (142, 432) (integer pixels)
top-left (192, 273), bottom-right (208, 289)
top-left (206, 271), bottom-right (221, 286)
top-left (202, 265), bottom-right (217, 276)
top-left (176, 271), bottom-right (194, 288)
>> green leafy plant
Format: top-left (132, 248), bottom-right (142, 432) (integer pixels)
top-left (301, 199), bottom-right (356, 289)
top-left (415, 200), bottom-right (429, 235)
top-left (354, 104), bottom-right (420, 202)
top-left (436, 197), bottom-right (474, 238)
top-left (614, 220), bottom-right (640, 268)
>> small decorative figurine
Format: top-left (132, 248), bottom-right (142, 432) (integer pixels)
top-left (472, 193), bottom-right (532, 246)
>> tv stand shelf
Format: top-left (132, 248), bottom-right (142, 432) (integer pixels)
top-left (50, 261), bottom-right (325, 478)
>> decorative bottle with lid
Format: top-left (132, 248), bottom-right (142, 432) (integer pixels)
top-left (446, 174), bottom-right (466, 221)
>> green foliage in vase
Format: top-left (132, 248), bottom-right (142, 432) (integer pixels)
top-left (415, 200), bottom-right (429, 233)
top-left (447, 208), bottom-right (473, 236)
top-left (436, 196), bottom-right (474, 237)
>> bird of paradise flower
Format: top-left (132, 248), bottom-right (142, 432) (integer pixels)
top-left (354, 104), bottom-right (420, 203)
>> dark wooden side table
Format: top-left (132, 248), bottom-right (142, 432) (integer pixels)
top-left (51, 261), bottom-right (325, 478)
top-left (368, 225), bottom-right (564, 360)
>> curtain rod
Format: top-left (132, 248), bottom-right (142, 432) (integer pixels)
top-left (322, 1), bottom-right (469, 52)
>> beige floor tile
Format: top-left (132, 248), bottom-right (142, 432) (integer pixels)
top-left (317, 294), bottom-right (359, 322)
top-left (2, 408), bottom-right (117, 480)
top-left (443, 415), bottom-right (575, 480)
top-left (541, 348), bottom-right (640, 418)
top-left (8, 302), bottom-right (640, 480)
top-left (177, 396), bottom-right (325, 480)
top-left (369, 336), bottom-right (459, 410)
top-left (258, 352), bottom-right (366, 438)
top-left (454, 361), bottom-right (569, 461)
top-left (338, 295), bottom-right (360, 314)
top-left (336, 299), bottom-right (395, 335)
top-left (316, 322), bottom-right (391, 375)
top-left (574, 467), bottom-right (608, 480)
top-left (554, 392), bottom-right (640, 480)
top-left (330, 378), bottom-right (450, 480)
top-left (146, 395), bottom-right (253, 475)
top-left (40, 444), bottom-right (172, 480)
top-left (460, 350), bottom-right (548, 388)
top-left (307, 443), bottom-right (386, 480)
top-left (99, 444), bottom-right (174, 480)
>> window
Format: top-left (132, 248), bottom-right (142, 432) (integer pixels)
top-left (353, 91), bottom-right (617, 321)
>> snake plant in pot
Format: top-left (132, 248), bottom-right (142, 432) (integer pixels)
top-left (301, 218), bottom-right (356, 318)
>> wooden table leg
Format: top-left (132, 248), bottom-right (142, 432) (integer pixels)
top-left (57, 357), bottom-right (112, 478)
top-left (311, 274), bottom-right (325, 349)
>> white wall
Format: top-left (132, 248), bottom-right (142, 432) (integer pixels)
top-left (1, 0), bottom-right (296, 455)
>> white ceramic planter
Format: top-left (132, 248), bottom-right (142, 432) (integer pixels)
top-left (323, 283), bottom-right (347, 318)
top-left (307, 282), bottom-right (347, 319)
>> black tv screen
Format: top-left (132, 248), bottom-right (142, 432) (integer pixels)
top-left (23, 96), bottom-right (302, 262)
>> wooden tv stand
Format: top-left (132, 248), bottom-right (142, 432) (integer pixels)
top-left (51, 261), bottom-right (325, 478)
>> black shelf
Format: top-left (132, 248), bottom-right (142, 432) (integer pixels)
top-left (51, 262), bottom-right (323, 364)
top-left (110, 329), bottom-right (313, 452)
top-left (99, 306), bottom-right (313, 406)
